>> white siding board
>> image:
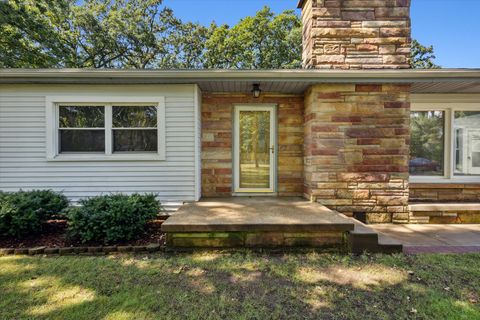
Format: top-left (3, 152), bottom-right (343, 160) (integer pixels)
top-left (0, 84), bottom-right (199, 202)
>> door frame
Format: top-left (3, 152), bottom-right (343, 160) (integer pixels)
top-left (233, 104), bottom-right (277, 193)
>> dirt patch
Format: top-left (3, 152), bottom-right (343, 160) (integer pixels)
top-left (0, 220), bottom-right (166, 248)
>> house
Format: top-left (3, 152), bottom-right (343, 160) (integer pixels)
top-left (1, 0), bottom-right (480, 225)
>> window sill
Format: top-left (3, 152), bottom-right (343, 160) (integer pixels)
top-left (410, 177), bottom-right (480, 184)
top-left (47, 153), bottom-right (165, 162)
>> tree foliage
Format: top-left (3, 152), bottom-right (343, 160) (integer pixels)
top-left (411, 39), bottom-right (440, 69)
top-left (204, 7), bottom-right (301, 69)
top-left (0, 1), bottom-right (300, 69)
top-left (1, 0), bottom-right (437, 70)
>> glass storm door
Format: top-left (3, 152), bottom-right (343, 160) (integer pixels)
top-left (234, 105), bottom-right (276, 193)
top-left (468, 130), bottom-right (480, 174)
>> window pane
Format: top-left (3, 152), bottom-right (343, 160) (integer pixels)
top-left (410, 111), bottom-right (444, 176)
top-left (113, 130), bottom-right (157, 152)
top-left (59, 106), bottom-right (104, 128)
top-left (454, 111), bottom-right (480, 176)
top-left (239, 111), bottom-right (271, 189)
top-left (60, 130), bottom-right (105, 152)
top-left (112, 106), bottom-right (157, 128)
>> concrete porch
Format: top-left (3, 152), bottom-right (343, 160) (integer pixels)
top-left (161, 197), bottom-right (402, 252)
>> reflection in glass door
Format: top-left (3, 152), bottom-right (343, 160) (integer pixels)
top-left (234, 106), bottom-right (275, 192)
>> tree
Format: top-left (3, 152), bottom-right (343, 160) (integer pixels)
top-left (1, 1), bottom-right (437, 70)
top-left (0, 0), bottom-right (75, 68)
top-left (204, 7), bottom-right (301, 69)
top-left (411, 39), bottom-right (440, 69)
top-left (0, 0), bottom-right (188, 68)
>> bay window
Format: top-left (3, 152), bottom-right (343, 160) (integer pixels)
top-left (410, 102), bottom-right (480, 181)
top-left (47, 96), bottom-right (165, 161)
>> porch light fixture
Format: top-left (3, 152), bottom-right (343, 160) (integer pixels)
top-left (251, 83), bottom-right (262, 98)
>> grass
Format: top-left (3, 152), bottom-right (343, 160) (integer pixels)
top-left (0, 251), bottom-right (479, 320)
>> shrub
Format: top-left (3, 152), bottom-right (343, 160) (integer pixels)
top-left (67, 193), bottom-right (160, 244)
top-left (0, 190), bottom-right (69, 238)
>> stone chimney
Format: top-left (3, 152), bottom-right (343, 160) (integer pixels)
top-left (298, 0), bottom-right (411, 69)
top-left (300, 1), bottom-right (412, 223)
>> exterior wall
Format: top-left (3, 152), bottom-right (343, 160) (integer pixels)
top-left (410, 183), bottom-right (480, 202)
top-left (0, 84), bottom-right (200, 203)
top-left (300, 0), bottom-right (411, 69)
top-left (304, 83), bottom-right (411, 223)
top-left (201, 93), bottom-right (304, 197)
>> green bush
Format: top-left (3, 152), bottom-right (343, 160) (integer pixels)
top-left (67, 193), bottom-right (160, 244)
top-left (0, 190), bottom-right (69, 238)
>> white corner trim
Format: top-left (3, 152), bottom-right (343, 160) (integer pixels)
top-left (45, 95), bottom-right (166, 161)
top-left (193, 85), bottom-right (202, 201)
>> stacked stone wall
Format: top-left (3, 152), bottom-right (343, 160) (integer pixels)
top-left (410, 184), bottom-right (480, 202)
top-left (304, 83), bottom-right (410, 223)
top-left (300, 0), bottom-right (411, 69)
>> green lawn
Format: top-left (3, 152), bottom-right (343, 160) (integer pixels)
top-left (0, 252), bottom-right (479, 320)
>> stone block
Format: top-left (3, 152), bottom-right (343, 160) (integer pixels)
top-left (28, 247), bottom-right (46, 255)
top-left (366, 213), bottom-right (392, 224)
top-left (353, 189), bottom-right (370, 199)
top-left (245, 233), bottom-right (284, 247)
top-left (74, 247), bottom-right (88, 254)
top-left (377, 195), bottom-right (408, 206)
top-left (58, 247), bottom-right (74, 255)
top-left (14, 248), bottom-right (29, 255)
top-left (44, 248), bottom-right (59, 254)
top-left (117, 246), bottom-right (133, 252)
top-left (337, 173), bottom-right (389, 182)
top-left (0, 248), bottom-right (14, 255)
top-left (317, 199), bottom-right (353, 206)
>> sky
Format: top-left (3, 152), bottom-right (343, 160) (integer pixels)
top-left (164, 0), bottom-right (480, 68)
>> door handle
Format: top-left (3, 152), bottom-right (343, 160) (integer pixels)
top-left (270, 145), bottom-right (275, 154)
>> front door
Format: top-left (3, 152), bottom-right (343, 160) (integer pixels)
top-left (234, 105), bottom-right (276, 193)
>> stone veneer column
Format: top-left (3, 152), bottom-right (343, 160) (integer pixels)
top-left (300, 0), bottom-right (412, 223)
top-left (304, 84), bottom-right (410, 223)
top-left (300, 0), bottom-right (411, 69)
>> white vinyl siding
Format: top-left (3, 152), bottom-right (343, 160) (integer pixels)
top-left (0, 84), bottom-right (200, 202)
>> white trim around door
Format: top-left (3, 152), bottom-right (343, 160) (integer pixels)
top-left (233, 104), bottom-right (277, 193)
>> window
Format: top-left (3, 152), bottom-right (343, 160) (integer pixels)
top-left (112, 106), bottom-right (158, 152)
top-left (410, 111), bottom-right (444, 176)
top-left (454, 111), bottom-right (480, 176)
top-left (47, 96), bottom-right (165, 161)
top-left (410, 102), bottom-right (480, 182)
top-left (59, 106), bottom-right (105, 153)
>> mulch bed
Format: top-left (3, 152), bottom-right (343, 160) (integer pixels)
top-left (0, 219), bottom-right (166, 249)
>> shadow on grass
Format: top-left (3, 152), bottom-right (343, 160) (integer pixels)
top-left (0, 251), bottom-right (479, 319)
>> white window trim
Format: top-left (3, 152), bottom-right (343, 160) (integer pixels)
top-left (46, 95), bottom-right (166, 161)
top-left (411, 101), bottom-right (480, 183)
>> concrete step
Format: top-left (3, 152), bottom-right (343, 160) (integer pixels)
top-left (343, 215), bottom-right (403, 254)
top-left (162, 198), bottom-right (356, 248)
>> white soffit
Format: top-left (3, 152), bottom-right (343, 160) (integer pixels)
top-left (1, 69), bottom-right (480, 94)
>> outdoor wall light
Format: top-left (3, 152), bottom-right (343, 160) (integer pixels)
top-left (251, 83), bottom-right (262, 98)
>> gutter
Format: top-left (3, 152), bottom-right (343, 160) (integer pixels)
top-left (1, 69), bottom-right (480, 84)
